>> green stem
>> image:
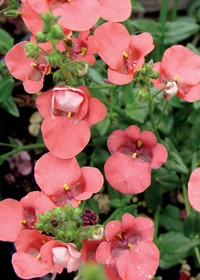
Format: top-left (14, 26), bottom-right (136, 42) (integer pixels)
top-left (94, 61), bottom-right (108, 74)
top-left (152, 87), bottom-right (165, 99)
top-left (0, 6), bottom-right (13, 13)
top-left (157, 100), bottom-right (169, 127)
top-left (88, 85), bottom-right (116, 90)
top-left (0, 142), bottom-right (19, 148)
top-left (37, 46), bottom-right (49, 56)
top-left (159, 0), bottom-right (169, 57)
top-left (153, 205), bottom-right (161, 243)
top-left (182, 179), bottom-right (191, 216)
top-left (171, 0), bottom-right (179, 21)
top-left (194, 247), bottom-right (200, 267)
top-left (0, 143), bottom-right (46, 161)
top-left (109, 89), bottom-right (114, 124)
top-left (134, 73), bottom-right (142, 89)
top-left (59, 59), bottom-right (76, 84)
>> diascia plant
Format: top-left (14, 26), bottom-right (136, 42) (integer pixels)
top-left (1, 0), bottom-right (200, 279)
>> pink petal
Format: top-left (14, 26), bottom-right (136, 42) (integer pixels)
top-left (139, 131), bottom-right (157, 147)
top-left (0, 199), bottom-right (25, 242)
top-left (12, 252), bottom-right (50, 279)
top-left (105, 220), bottom-right (122, 242)
top-left (27, 0), bottom-right (49, 13)
top-left (99, 0), bottom-right (132, 22)
top-left (22, 0), bottom-right (43, 34)
top-left (104, 153), bottom-right (151, 194)
top-left (188, 168), bottom-right (200, 212)
top-left (108, 67), bottom-right (134, 85)
top-left (36, 89), bottom-right (52, 118)
top-left (107, 130), bottom-right (127, 154)
top-left (150, 143), bottom-right (168, 170)
top-left (41, 116), bottom-right (91, 159)
top-left (183, 84), bottom-right (200, 102)
top-left (125, 125), bottom-right (140, 142)
top-left (85, 97), bottom-right (107, 126)
top-left (95, 242), bottom-right (115, 266)
top-left (116, 241), bottom-right (159, 280)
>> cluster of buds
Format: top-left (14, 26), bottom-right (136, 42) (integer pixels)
top-left (35, 204), bottom-right (104, 251)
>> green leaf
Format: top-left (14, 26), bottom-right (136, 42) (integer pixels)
top-left (76, 152), bottom-right (87, 167)
top-left (156, 231), bottom-right (200, 269)
top-left (164, 21), bottom-right (199, 45)
top-left (0, 28), bottom-right (14, 54)
top-left (108, 184), bottom-right (133, 208)
top-left (114, 205), bottom-right (138, 222)
top-left (130, 19), bottom-right (161, 38)
top-left (96, 114), bottom-right (110, 137)
top-left (144, 182), bottom-right (163, 211)
top-left (184, 209), bottom-right (200, 238)
top-left (0, 76), bottom-right (15, 103)
top-left (164, 151), bottom-right (189, 174)
top-left (186, 43), bottom-right (200, 56)
top-left (131, 1), bottom-right (145, 12)
top-left (159, 204), bottom-right (184, 232)
top-left (125, 102), bottom-right (148, 123)
top-left (8, 137), bottom-right (20, 147)
top-left (151, 167), bottom-right (180, 191)
top-left (91, 147), bottom-right (110, 166)
top-left (0, 95), bottom-right (20, 117)
top-left (190, 115), bottom-right (200, 149)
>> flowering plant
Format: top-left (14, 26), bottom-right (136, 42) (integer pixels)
top-left (1, 0), bottom-right (200, 279)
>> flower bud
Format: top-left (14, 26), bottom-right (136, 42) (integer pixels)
top-left (136, 88), bottom-right (149, 102)
top-left (150, 70), bottom-right (160, 79)
top-left (35, 31), bottom-right (48, 43)
top-left (65, 227), bottom-right (76, 241)
top-left (56, 229), bottom-right (65, 239)
top-left (49, 51), bottom-right (61, 67)
top-left (51, 24), bottom-right (64, 40)
top-left (22, 42), bottom-right (39, 60)
top-left (4, 10), bottom-right (20, 19)
top-left (164, 81), bottom-right (178, 100)
top-left (53, 70), bottom-right (65, 82)
top-left (88, 225), bottom-right (104, 241)
top-left (140, 67), bottom-right (149, 76)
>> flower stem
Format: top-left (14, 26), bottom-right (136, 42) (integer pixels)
top-left (152, 87), bottom-right (165, 99)
top-left (0, 143), bottom-right (46, 163)
top-left (134, 73), bottom-right (142, 89)
top-left (171, 0), bottom-right (179, 21)
top-left (153, 205), bottom-right (161, 243)
top-left (88, 85), bottom-right (116, 90)
top-left (156, 100), bottom-right (169, 127)
top-left (159, 0), bottom-right (169, 57)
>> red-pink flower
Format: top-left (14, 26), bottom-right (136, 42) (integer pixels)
top-left (5, 41), bottom-right (51, 94)
top-left (70, 30), bottom-right (96, 64)
top-left (36, 85), bottom-right (106, 159)
top-left (94, 22), bottom-right (154, 85)
top-left (34, 152), bottom-right (104, 211)
top-left (152, 45), bottom-right (200, 102)
top-left (27, 0), bottom-right (101, 31)
top-left (12, 230), bottom-right (64, 279)
top-left (188, 168), bottom-right (200, 212)
top-left (95, 213), bottom-right (159, 280)
top-left (0, 191), bottom-right (40, 242)
top-left (104, 125), bottom-right (168, 194)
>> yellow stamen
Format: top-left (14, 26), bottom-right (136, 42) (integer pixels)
top-left (137, 66), bottom-right (142, 72)
top-left (63, 184), bottom-right (69, 191)
top-left (36, 253), bottom-right (41, 260)
top-left (67, 112), bottom-right (71, 118)
top-left (79, 47), bottom-right (87, 55)
top-left (117, 232), bottom-right (123, 239)
top-left (137, 140), bottom-right (143, 147)
top-left (133, 63), bottom-right (136, 67)
top-left (128, 243), bottom-right (133, 249)
top-left (46, 67), bottom-right (51, 75)
top-left (31, 63), bottom-right (37, 67)
top-left (42, 240), bottom-right (47, 244)
top-left (132, 152), bottom-right (137, 159)
top-left (20, 220), bottom-right (26, 224)
top-left (174, 75), bottom-right (179, 82)
top-left (122, 52), bottom-right (128, 57)
top-left (78, 201), bottom-right (81, 206)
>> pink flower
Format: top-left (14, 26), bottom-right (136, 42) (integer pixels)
top-left (36, 85), bottom-right (106, 159)
top-left (104, 125), bottom-right (168, 194)
top-left (12, 230), bottom-right (64, 279)
top-left (52, 243), bottom-right (81, 272)
top-left (70, 30), bottom-right (96, 64)
top-left (95, 213), bottom-right (159, 280)
top-left (34, 152), bottom-right (104, 211)
top-left (7, 151), bottom-right (32, 176)
top-left (188, 168), bottom-right (200, 212)
top-left (94, 22), bottom-right (154, 85)
top-left (152, 45), bottom-right (200, 102)
top-left (5, 41), bottom-right (51, 94)
top-left (0, 191), bottom-right (40, 242)
top-left (27, 0), bottom-right (101, 31)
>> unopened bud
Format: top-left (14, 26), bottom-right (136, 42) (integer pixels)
top-left (53, 70), bottom-right (65, 82)
top-left (56, 229), bottom-right (65, 239)
top-left (140, 67), bottom-right (149, 76)
top-left (22, 42), bottom-right (39, 60)
top-left (51, 24), bottom-right (64, 40)
top-left (150, 70), bottom-right (160, 79)
top-left (65, 227), bottom-right (76, 241)
top-left (88, 225), bottom-right (104, 241)
top-left (49, 51), bottom-right (61, 67)
top-left (4, 10), bottom-right (21, 19)
top-left (75, 61), bottom-right (89, 77)
top-left (164, 81), bottom-right (178, 100)
top-left (136, 88), bottom-right (149, 102)
top-left (35, 31), bottom-right (47, 43)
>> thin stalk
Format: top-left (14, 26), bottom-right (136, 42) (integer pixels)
top-left (109, 89), bottom-right (114, 124)
top-left (59, 59), bottom-right (75, 83)
top-left (0, 142), bottom-right (19, 148)
top-left (37, 46), bottom-right (49, 56)
top-left (153, 205), bottom-right (161, 243)
top-left (0, 6), bottom-right (12, 13)
top-left (94, 61), bottom-right (108, 74)
top-left (88, 85), bottom-right (116, 90)
top-left (0, 143), bottom-right (46, 161)
top-left (156, 100), bottom-right (169, 127)
top-left (152, 87), bottom-right (165, 99)
top-left (171, 0), bottom-right (179, 21)
top-left (134, 73), bottom-right (142, 89)
top-left (159, 0), bottom-right (169, 56)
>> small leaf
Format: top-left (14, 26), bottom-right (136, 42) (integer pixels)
top-left (164, 151), bottom-right (189, 174)
top-left (0, 28), bottom-right (14, 54)
top-left (156, 231), bottom-right (200, 269)
top-left (0, 76), bottom-right (15, 103)
top-left (160, 204), bottom-right (184, 232)
top-left (0, 95), bottom-right (20, 117)
top-left (108, 184), bottom-right (133, 208)
top-left (184, 209), bottom-right (200, 238)
top-left (144, 182), bottom-right (163, 211)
